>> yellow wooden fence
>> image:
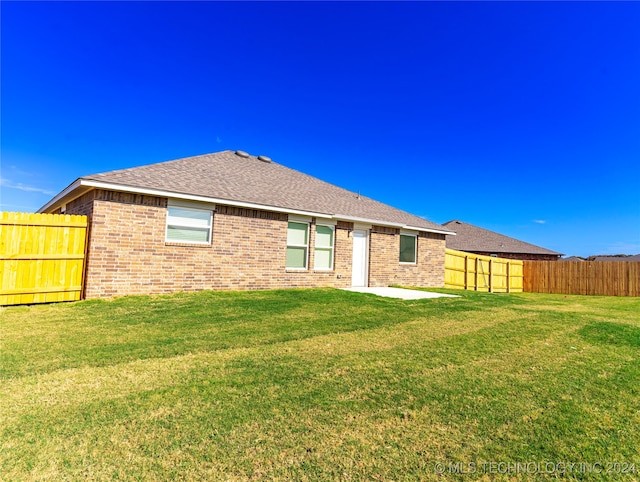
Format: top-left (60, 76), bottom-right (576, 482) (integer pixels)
top-left (0, 212), bottom-right (88, 305)
top-left (445, 248), bottom-right (523, 293)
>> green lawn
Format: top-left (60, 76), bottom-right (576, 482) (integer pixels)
top-left (1, 288), bottom-right (639, 480)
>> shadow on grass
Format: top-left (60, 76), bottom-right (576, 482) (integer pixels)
top-left (579, 321), bottom-right (640, 348)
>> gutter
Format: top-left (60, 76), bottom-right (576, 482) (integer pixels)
top-left (335, 215), bottom-right (455, 236)
top-left (39, 179), bottom-right (456, 236)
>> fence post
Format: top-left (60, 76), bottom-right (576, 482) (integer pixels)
top-left (488, 258), bottom-right (493, 293)
top-left (474, 257), bottom-right (479, 291)
top-left (464, 255), bottom-right (468, 290)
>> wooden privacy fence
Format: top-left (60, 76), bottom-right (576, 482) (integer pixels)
top-left (524, 261), bottom-right (640, 297)
top-left (445, 248), bottom-right (523, 293)
top-left (0, 212), bottom-right (88, 305)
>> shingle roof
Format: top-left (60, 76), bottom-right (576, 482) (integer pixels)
top-left (591, 254), bottom-right (640, 262)
top-left (560, 256), bottom-right (585, 262)
top-left (442, 220), bottom-right (562, 256)
top-left (70, 150), bottom-right (450, 233)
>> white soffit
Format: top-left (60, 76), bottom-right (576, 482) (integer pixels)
top-left (38, 179), bottom-right (456, 236)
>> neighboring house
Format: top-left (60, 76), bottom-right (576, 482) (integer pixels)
top-left (442, 220), bottom-right (562, 261)
top-left (40, 150), bottom-right (455, 298)
top-left (589, 254), bottom-right (640, 262)
top-left (560, 256), bottom-right (585, 262)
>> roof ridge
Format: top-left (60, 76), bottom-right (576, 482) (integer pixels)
top-left (82, 150), bottom-right (236, 179)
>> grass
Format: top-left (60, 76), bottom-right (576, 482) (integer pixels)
top-left (1, 288), bottom-right (639, 480)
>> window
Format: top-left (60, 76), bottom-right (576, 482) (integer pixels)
top-left (314, 224), bottom-right (335, 270)
top-left (286, 221), bottom-right (309, 269)
top-left (166, 205), bottom-right (212, 244)
top-left (399, 233), bottom-right (417, 263)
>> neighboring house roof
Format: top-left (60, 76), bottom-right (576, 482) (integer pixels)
top-left (590, 254), bottom-right (640, 262)
top-left (442, 220), bottom-right (562, 256)
top-left (560, 256), bottom-right (585, 262)
top-left (41, 150), bottom-right (454, 235)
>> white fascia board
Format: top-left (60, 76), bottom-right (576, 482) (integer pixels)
top-left (38, 180), bottom-right (458, 236)
top-left (335, 214), bottom-right (404, 228)
top-left (38, 179), bottom-right (83, 213)
top-left (337, 215), bottom-right (456, 236)
top-left (44, 179), bottom-right (328, 218)
top-left (403, 225), bottom-right (456, 236)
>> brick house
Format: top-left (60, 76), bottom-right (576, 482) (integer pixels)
top-left (442, 220), bottom-right (562, 261)
top-left (40, 150), bottom-right (454, 298)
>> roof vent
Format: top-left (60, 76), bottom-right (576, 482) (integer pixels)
top-left (235, 150), bottom-right (250, 158)
top-left (257, 155), bottom-right (272, 163)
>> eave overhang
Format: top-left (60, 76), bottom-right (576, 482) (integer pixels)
top-left (39, 179), bottom-right (456, 236)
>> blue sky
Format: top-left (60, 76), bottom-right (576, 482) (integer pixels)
top-left (2, 1), bottom-right (639, 257)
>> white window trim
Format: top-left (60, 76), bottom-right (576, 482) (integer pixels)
top-left (168, 198), bottom-right (216, 210)
top-left (286, 221), bottom-right (310, 270)
top-left (314, 223), bottom-right (335, 271)
top-left (315, 217), bottom-right (337, 226)
top-left (353, 222), bottom-right (372, 231)
top-left (165, 201), bottom-right (214, 245)
top-left (288, 214), bottom-right (313, 224)
top-left (399, 232), bottom-right (418, 265)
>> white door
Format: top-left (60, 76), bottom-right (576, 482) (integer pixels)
top-left (351, 230), bottom-right (369, 287)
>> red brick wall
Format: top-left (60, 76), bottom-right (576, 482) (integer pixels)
top-left (369, 228), bottom-right (446, 288)
top-left (55, 191), bottom-right (96, 217)
top-left (63, 189), bottom-right (446, 298)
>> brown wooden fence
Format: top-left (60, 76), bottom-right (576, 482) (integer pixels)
top-left (524, 261), bottom-right (640, 297)
top-left (445, 249), bottom-right (523, 293)
top-left (0, 212), bottom-right (88, 305)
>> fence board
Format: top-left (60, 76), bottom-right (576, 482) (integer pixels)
top-left (445, 248), bottom-right (523, 293)
top-left (523, 261), bottom-right (640, 297)
top-left (0, 212), bottom-right (88, 305)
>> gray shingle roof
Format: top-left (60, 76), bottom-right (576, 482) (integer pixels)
top-left (79, 150), bottom-right (450, 233)
top-left (560, 256), bottom-right (585, 262)
top-left (591, 254), bottom-right (640, 262)
top-left (442, 220), bottom-right (562, 256)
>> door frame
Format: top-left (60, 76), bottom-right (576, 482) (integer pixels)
top-left (351, 227), bottom-right (370, 287)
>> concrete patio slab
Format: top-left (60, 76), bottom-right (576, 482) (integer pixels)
top-left (342, 287), bottom-right (459, 300)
